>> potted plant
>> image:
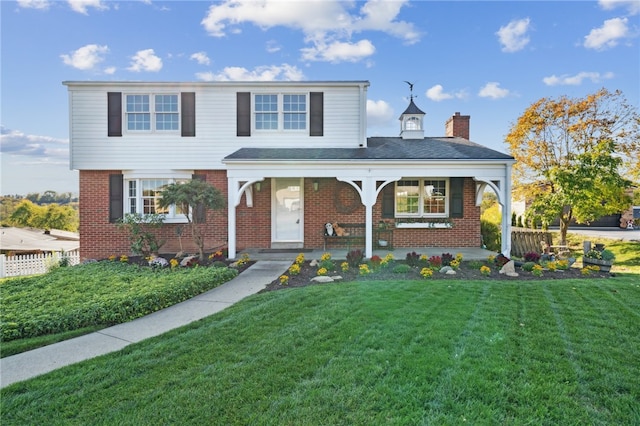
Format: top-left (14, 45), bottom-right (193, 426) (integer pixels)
top-left (582, 248), bottom-right (615, 272)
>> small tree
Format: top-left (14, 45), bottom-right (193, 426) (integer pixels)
top-left (505, 89), bottom-right (639, 245)
top-left (117, 213), bottom-right (166, 257)
top-left (159, 179), bottom-right (225, 260)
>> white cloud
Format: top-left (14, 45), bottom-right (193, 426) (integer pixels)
top-left (543, 71), bottom-right (615, 86)
top-left (60, 44), bottom-right (109, 70)
top-left (425, 84), bottom-right (467, 102)
top-left (584, 17), bottom-right (629, 50)
top-left (67, 0), bottom-right (108, 15)
top-left (196, 64), bottom-right (304, 81)
top-left (201, 0), bottom-right (419, 63)
top-left (301, 39), bottom-right (375, 62)
top-left (104, 66), bottom-right (116, 75)
top-left (266, 40), bottom-right (281, 53)
top-left (127, 49), bottom-right (163, 72)
top-left (496, 18), bottom-right (531, 52)
top-left (478, 82), bottom-right (510, 99)
top-left (17, 0), bottom-right (50, 10)
top-left (190, 52), bottom-right (211, 65)
top-left (598, 0), bottom-right (640, 15)
top-left (0, 126), bottom-right (69, 162)
top-left (366, 99), bottom-right (395, 127)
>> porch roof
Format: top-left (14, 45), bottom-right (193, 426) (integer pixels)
top-left (223, 137), bottom-right (514, 163)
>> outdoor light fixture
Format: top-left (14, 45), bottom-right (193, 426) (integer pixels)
top-left (255, 181), bottom-right (261, 192)
top-left (313, 180), bottom-right (319, 192)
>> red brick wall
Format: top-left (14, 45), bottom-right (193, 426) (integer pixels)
top-left (79, 173), bottom-right (481, 259)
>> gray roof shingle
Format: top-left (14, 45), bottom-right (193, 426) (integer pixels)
top-left (224, 137), bottom-right (514, 162)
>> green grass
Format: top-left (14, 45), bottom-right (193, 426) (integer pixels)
top-left (3, 277), bottom-right (639, 425)
top-left (560, 234), bottom-right (640, 274)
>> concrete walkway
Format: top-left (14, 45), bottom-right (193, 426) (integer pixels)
top-left (0, 260), bottom-right (292, 388)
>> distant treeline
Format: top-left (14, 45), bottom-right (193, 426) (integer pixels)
top-left (2, 191), bottom-right (78, 205)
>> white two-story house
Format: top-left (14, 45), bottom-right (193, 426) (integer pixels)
top-left (63, 80), bottom-right (514, 260)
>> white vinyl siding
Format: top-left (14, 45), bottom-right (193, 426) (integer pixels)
top-left (66, 82), bottom-right (366, 170)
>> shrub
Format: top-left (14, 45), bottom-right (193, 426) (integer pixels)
top-left (524, 252), bottom-right (541, 263)
top-left (481, 219), bottom-right (501, 251)
top-left (347, 249), bottom-right (364, 267)
top-left (441, 253), bottom-right (453, 266)
top-left (600, 249), bottom-right (615, 261)
top-left (392, 264), bottom-right (412, 274)
top-left (522, 262), bottom-right (536, 272)
top-left (116, 213), bottom-right (166, 258)
top-left (406, 252), bottom-right (421, 267)
top-left (469, 260), bottom-right (484, 269)
top-left (428, 256), bottom-right (442, 268)
top-left (319, 259), bottom-right (335, 271)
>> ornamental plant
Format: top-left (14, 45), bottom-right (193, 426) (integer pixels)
top-left (295, 253), bottom-right (305, 264)
top-left (556, 259), bottom-right (569, 270)
top-left (480, 265), bottom-right (491, 276)
top-left (359, 264), bottom-right (371, 275)
top-left (450, 259), bottom-right (460, 270)
top-left (317, 267), bottom-right (328, 276)
top-left (428, 256), bottom-right (442, 269)
top-left (279, 275), bottom-right (289, 285)
top-left (524, 252), bottom-right (541, 263)
top-left (406, 252), bottom-right (421, 267)
top-left (347, 249), bottom-right (364, 268)
top-left (441, 253), bottom-right (454, 266)
top-left (380, 253), bottom-right (394, 268)
top-left (320, 252), bottom-right (332, 262)
top-left (532, 264), bottom-right (544, 277)
top-left (341, 262), bottom-right (349, 272)
top-left (420, 267), bottom-right (433, 279)
top-left (288, 264), bottom-right (301, 275)
top-left (545, 261), bottom-right (558, 272)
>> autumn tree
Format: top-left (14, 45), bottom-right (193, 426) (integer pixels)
top-left (6, 200), bottom-right (78, 231)
top-left (159, 178), bottom-right (225, 260)
top-left (505, 88), bottom-right (639, 245)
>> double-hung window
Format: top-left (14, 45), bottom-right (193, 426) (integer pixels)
top-left (126, 177), bottom-right (189, 222)
top-left (395, 178), bottom-right (449, 217)
top-left (125, 94), bottom-right (179, 132)
top-left (254, 93), bottom-right (307, 131)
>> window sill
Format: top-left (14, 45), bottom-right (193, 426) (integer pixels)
top-left (395, 222), bottom-right (453, 229)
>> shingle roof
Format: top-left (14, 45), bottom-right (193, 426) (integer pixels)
top-left (400, 99), bottom-right (425, 116)
top-left (224, 137), bottom-right (514, 162)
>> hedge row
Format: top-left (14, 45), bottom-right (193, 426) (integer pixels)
top-left (0, 262), bottom-right (238, 341)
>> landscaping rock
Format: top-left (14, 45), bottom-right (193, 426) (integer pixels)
top-left (311, 276), bottom-right (334, 283)
top-left (440, 266), bottom-right (454, 274)
top-left (499, 260), bottom-right (519, 277)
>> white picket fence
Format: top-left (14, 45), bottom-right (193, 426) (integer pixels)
top-left (0, 251), bottom-right (80, 278)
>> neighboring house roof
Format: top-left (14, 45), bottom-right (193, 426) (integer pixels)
top-left (224, 137), bottom-right (514, 162)
top-left (0, 227), bottom-right (80, 253)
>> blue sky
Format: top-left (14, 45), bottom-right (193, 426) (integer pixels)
top-left (1, 0), bottom-right (639, 195)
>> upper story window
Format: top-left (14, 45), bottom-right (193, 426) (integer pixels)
top-left (254, 93), bottom-right (307, 131)
top-left (125, 94), bottom-right (179, 132)
top-left (395, 178), bottom-right (449, 217)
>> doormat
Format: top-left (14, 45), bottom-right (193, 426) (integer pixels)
top-left (259, 249), bottom-right (314, 253)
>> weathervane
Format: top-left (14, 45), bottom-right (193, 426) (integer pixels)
top-left (404, 81), bottom-right (415, 101)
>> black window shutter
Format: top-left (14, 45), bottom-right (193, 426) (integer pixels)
top-left (450, 178), bottom-right (464, 218)
top-left (109, 174), bottom-right (124, 223)
top-left (192, 174), bottom-right (206, 223)
top-left (381, 184), bottom-right (395, 218)
top-left (107, 92), bottom-right (122, 137)
top-left (310, 92), bottom-right (324, 136)
top-left (237, 92), bottom-right (251, 137)
top-left (181, 92), bottom-right (196, 137)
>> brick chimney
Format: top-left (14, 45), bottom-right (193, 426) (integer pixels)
top-left (445, 112), bottom-right (470, 139)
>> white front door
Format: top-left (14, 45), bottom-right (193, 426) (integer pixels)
top-left (272, 178), bottom-right (303, 246)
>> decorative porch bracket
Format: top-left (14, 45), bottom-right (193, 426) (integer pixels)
top-left (227, 177), bottom-right (264, 259)
top-left (338, 177), bottom-right (401, 258)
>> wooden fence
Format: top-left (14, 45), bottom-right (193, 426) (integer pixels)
top-left (510, 228), bottom-right (553, 258)
top-left (0, 251), bottom-right (80, 278)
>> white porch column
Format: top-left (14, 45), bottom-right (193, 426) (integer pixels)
top-left (502, 165), bottom-right (513, 256)
top-left (227, 177), bottom-right (238, 259)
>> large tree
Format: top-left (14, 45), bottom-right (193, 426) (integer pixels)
top-left (159, 178), bottom-right (225, 260)
top-left (505, 88), bottom-right (639, 245)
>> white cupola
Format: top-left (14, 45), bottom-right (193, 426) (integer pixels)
top-left (399, 83), bottom-right (426, 139)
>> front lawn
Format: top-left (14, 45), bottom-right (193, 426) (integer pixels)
top-left (2, 277), bottom-right (639, 425)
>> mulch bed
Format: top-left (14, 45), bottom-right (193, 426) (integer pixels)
top-left (261, 259), bottom-right (612, 293)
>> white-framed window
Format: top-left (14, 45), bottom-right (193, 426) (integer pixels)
top-left (395, 178), bottom-right (449, 217)
top-left (125, 94), bottom-right (179, 132)
top-left (254, 93), bottom-right (307, 131)
top-left (125, 176), bottom-right (190, 222)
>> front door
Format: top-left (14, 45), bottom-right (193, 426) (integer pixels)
top-left (272, 178), bottom-right (303, 247)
